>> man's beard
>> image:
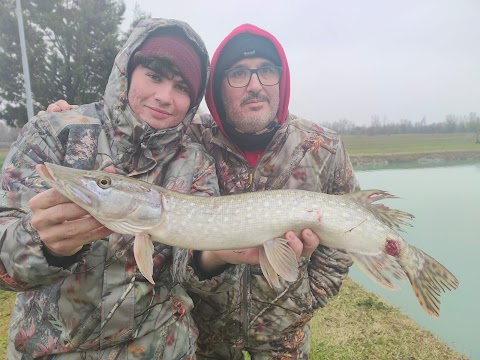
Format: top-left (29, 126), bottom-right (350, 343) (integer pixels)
top-left (222, 92), bottom-right (279, 133)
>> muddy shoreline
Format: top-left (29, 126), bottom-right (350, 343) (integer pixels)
top-left (350, 150), bottom-right (480, 168)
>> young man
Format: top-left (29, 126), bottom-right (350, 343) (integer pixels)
top-left (42, 23), bottom-right (359, 359)
top-left (183, 24), bottom-right (360, 359)
top-left (0, 18), bottom-right (231, 359)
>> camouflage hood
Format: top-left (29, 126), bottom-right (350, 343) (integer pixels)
top-left (102, 18), bottom-right (210, 162)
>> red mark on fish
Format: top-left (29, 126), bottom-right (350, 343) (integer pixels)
top-left (307, 210), bottom-right (323, 223)
top-left (385, 238), bottom-right (400, 257)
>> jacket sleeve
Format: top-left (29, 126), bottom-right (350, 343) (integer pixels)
top-left (171, 144), bottom-right (243, 294)
top-left (0, 117), bottom-right (88, 292)
top-left (308, 135), bottom-right (360, 308)
top-left (173, 249), bottom-right (245, 296)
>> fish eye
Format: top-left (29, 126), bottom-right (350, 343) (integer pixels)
top-left (96, 176), bottom-right (111, 189)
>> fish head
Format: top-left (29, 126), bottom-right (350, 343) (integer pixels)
top-left (36, 163), bottom-right (163, 234)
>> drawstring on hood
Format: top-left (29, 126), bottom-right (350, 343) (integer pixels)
top-left (205, 24), bottom-right (290, 154)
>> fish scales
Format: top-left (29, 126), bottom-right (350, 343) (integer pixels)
top-left (158, 190), bottom-right (330, 250)
top-left (36, 163), bottom-right (459, 318)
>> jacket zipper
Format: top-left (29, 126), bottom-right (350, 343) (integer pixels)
top-left (241, 264), bottom-right (250, 347)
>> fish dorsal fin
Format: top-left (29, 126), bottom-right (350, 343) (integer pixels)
top-left (344, 190), bottom-right (414, 232)
top-left (133, 232), bottom-right (155, 285)
top-left (260, 238), bottom-right (299, 289)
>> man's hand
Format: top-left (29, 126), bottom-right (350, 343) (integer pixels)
top-left (196, 229), bottom-right (320, 276)
top-left (295, 229), bottom-right (321, 258)
top-left (37, 100), bottom-right (78, 116)
top-left (29, 187), bottom-right (112, 257)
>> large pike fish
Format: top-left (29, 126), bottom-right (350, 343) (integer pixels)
top-left (36, 163), bottom-right (459, 317)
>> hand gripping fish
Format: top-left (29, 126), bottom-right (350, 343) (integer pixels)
top-left (36, 163), bottom-right (459, 317)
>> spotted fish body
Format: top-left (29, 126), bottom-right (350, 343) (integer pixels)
top-left (37, 163), bottom-right (459, 317)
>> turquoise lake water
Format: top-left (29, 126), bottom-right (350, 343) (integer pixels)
top-left (350, 162), bottom-right (479, 359)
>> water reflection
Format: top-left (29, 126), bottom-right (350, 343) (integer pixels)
top-left (351, 162), bottom-right (479, 359)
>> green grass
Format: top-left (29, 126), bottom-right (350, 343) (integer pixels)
top-left (0, 291), bottom-right (15, 359)
top-left (309, 279), bottom-right (468, 359)
top-left (342, 133), bottom-right (480, 156)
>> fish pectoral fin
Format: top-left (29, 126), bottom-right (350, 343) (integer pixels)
top-left (349, 251), bottom-right (407, 290)
top-left (259, 246), bottom-right (280, 289)
top-left (261, 238), bottom-right (299, 288)
top-left (133, 232), bottom-right (155, 285)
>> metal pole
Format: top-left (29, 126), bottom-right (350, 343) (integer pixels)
top-left (15, 0), bottom-right (34, 120)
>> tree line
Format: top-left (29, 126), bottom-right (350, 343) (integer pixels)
top-left (0, 0), bottom-right (149, 128)
top-left (321, 113), bottom-right (480, 136)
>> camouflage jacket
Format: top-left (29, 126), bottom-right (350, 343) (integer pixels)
top-left (0, 19), bottom-right (237, 359)
top-left (183, 112), bottom-right (360, 350)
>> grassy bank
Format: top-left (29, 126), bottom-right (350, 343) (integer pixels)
top-left (310, 279), bottom-right (467, 359)
top-left (342, 133), bottom-right (480, 156)
top-left (341, 133), bottom-right (480, 168)
top-left (0, 291), bottom-right (15, 358)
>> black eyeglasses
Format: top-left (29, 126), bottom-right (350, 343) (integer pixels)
top-left (225, 66), bottom-right (283, 88)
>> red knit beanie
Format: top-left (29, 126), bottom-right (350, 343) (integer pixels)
top-left (137, 33), bottom-right (202, 106)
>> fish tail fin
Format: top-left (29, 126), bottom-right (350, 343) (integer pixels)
top-left (400, 244), bottom-right (459, 317)
top-left (260, 238), bottom-right (299, 289)
top-left (133, 232), bottom-right (155, 285)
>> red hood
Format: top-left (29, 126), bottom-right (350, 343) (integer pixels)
top-left (205, 24), bottom-right (290, 138)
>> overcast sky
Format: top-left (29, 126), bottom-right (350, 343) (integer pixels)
top-left (122, 0), bottom-right (480, 126)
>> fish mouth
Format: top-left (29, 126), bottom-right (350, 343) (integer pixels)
top-left (37, 163), bottom-right (97, 208)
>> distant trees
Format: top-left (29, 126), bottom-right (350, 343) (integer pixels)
top-left (0, 0), bottom-right (126, 127)
top-left (322, 112), bottom-right (480, 136)
top-left (121, 2), bottom-right (151, 42)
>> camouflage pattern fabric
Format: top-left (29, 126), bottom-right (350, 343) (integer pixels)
top-left (181, 112), bottom-right (360, 359)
